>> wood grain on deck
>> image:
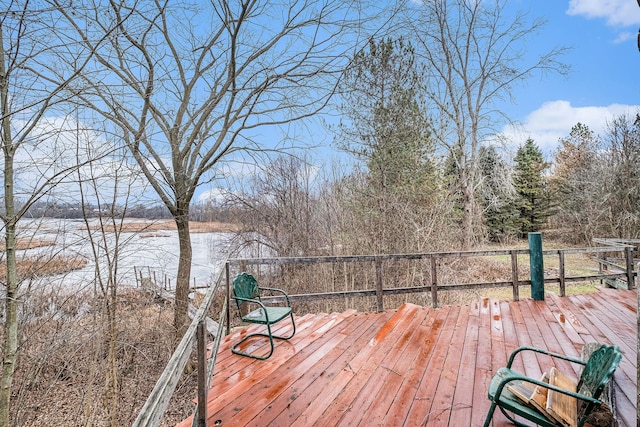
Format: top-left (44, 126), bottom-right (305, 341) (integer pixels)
top-left (177, 288), bottom-right (637, 427)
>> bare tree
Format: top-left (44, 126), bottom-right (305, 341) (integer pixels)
top-left (230, 153), bottom-right (320, 257)
top-left (0, 3), bottom-right (116, 423)
top-left (406, 0), bottom-right (568, 248)
top-left (76, 132), bottom-right (145, 426)
top-left (61, 0), bottom-right (384, 334)
top-left (604, 112), bottom-right (640, 238)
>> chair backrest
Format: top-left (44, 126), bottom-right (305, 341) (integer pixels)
top-left (233, 272), bottom-right (260, 308)
top-left (577, 344), bottom-right (622, 400)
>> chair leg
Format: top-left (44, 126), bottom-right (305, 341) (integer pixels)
top-left (272, 313), bottom-right (296, 340)
top-left (231, 314), bottom-right (296, 360)
top-left (483, 402), bottom-right (497, 427)
top-left (231, 332), bottom-right (274, 360)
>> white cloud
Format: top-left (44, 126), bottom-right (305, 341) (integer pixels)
top-left (197, 188), bottom-right (231, 204)
top-left (567, 0), bottom-right (640, 27)
top-left (498, 100), bottom-right (640, 153)
top-left (612, 31), bottom-right (634, 44)
top-left (11, 114), bottom-right (149, 204)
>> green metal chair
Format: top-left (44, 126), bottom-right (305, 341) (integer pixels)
top-left (483, 344), bottom-right (622, 427)
top-left (231, 272), bottom-right (296, 360)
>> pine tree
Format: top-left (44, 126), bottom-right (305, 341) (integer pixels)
top-left (338, 37), bottom-right (434, 198)
top-left (479, 146), bottom-right (518, 242)
top-left (336, 37), bottom-right (439, 252)
top-left (513, 139), bottom-right (551, 236)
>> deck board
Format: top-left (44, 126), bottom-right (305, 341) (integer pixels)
top-left (177, 288), bottom-right (637, 427)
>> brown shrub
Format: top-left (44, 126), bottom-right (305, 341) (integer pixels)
top-left (9, 289), bottom-right (199, 426)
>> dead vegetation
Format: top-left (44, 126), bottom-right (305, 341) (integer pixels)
top-left (242, 248), bottom-right (601, 315)
top-left (0, 238), bottom-right (55, 251)
top-left (11, 289), bottom-right (199, 427)
top-left (0, 255), bottom-right (87, 282)
top-left (80, 220), bottom-right (237, 234)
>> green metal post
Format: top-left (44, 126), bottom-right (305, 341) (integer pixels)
top-left (529, 232), bottom-right (544, 300)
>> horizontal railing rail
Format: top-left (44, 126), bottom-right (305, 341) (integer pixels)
top-left (225, 245), bottom-right (637, 325)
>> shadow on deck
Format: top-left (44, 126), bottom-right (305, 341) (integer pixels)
top-left (177, 288), bottom-right (637, 426)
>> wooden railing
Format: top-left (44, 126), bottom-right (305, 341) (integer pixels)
top-left (224, 245), bottom-right (637, 331)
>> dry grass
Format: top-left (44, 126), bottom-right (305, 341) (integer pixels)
top-left (0, 238), bottom-right (56, 251)
top-left (11, 289), bottom-right (200, 427)
top-left (0, 255), bottom-right (87, 282)
top-left (240, 244), bottom-right (604, 314)
top-left (82, 220), bottom-right (237, 234)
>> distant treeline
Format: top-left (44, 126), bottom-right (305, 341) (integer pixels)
top-left (19, 200), bottom-right (232, 222)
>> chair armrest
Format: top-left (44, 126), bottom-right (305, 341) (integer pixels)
top-left (233, 296), bottom-right (273, 322)
top-left (494, 374), bottom-right (601, 406)
top-left (506, 346), bottom-right (587, 369)
top-left (258, 287), bottom-right (292, 306)
top-left (233, 296), bottom-right (266, 308)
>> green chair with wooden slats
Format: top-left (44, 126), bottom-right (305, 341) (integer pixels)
top-left (231, 272), bottom-right (296, 360)
top-left (483, 344), bottom-right (622, 427)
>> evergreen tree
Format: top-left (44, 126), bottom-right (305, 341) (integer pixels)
top-left (338, 37), bottom-right (434, 198)
top-left (479, 146), bottom-right (518, 242)
top-left (336, 37), bottom-right (440, 252)
top-left (513, 139), bottom-right (551, 236)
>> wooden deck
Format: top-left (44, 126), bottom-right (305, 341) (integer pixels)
top-left (177, 288), bottom-right (637, 426)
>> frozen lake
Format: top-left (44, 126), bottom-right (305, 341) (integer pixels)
top-left (17, 218), bottom-right (230, 292)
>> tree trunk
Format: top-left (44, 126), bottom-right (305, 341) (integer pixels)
top-left (0, 152), bottom-right (18, 427)
top-left (0, 26), bottom-right (18, 424)
top-left (0, 217), bottom-right (18, 427)
top-left (460, 172), bottom-right (476, 250)
top-left (104, 297), bottom-right (118, 426)
top-left (174, 211), bottom-right (192, 337)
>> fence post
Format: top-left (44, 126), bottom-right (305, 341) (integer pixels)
top-left (558, 250), bottom-right (566, 297)
top-left (225, 262), bottom-right (231, 335)
top-left (625, 246), bottom-right (635, 289)
top-left (510, 250), bottom-right (519, 301)
top-left (375, 257), bottom-right (383, 312)
top-left (196, 321), bottom-right (207, 427)
top-left (430, 256), bottom-right (438, 308)
top-left (529, 232), bottom-right (544, 300)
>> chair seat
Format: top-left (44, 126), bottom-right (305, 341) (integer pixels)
top-left (488, 368), bottom-right (560, 427)
top-left (242, 306), bottom-right (292, 325)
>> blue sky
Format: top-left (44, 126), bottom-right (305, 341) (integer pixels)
top-left (200, 0), bottom-right (640, 203)
top-left (498, 0), bottom-right (640, 154)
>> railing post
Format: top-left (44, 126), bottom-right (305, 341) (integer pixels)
top-left (225, 262), bottom-right (231, 335)
top-left (430, 256), bottom-right (438, 308)
top-left (510, 250), bottom-right (519, 301)
top-left (625, 246), bottom-right (635, 289)
top-left (196, 321), bottom-right (207, 427)
top-left (558, 250), bottom-right (566, 297)
top-left (529, 232), bottom-right (544, 300)
top-left (375, 257), bottom-right (383, 312)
